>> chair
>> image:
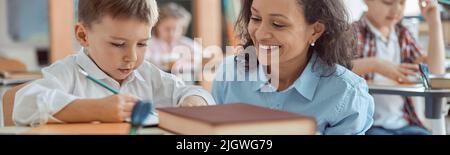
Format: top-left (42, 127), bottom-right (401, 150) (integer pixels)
top-left (2, 83), bottom-right (28, 126)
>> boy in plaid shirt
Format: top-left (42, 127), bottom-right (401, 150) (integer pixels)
top-left (352, 0), bottom-right (446, 135)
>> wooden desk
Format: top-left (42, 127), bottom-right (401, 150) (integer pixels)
top-left (0, 123), bottom-right (173, 135)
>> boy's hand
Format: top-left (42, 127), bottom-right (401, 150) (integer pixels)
top-left (419, 0), bottom-right (441, 24)
top-left (374, 59), bottom-right (419, 83)
top-left (178, 95), bottom-right (208, 107)
top-left (96, 94), bottom-right (139, 123)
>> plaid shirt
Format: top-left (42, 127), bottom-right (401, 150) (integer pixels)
top-left (352, 16), bottom-right (425, 127)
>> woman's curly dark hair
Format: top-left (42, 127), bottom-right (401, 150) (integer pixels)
top-left (235, 0), bottom-right (354, 71)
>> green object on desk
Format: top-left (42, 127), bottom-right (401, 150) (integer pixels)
top-left (77, 65), bottom-right (120, 94)
top-left (129, 127), bottom-right (138, 135)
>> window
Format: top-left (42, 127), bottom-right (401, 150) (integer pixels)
top-left (7, 0), bottom-right (49, 47)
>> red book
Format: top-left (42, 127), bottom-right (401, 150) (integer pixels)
top-left (157, 103), bottom-right (316, 135)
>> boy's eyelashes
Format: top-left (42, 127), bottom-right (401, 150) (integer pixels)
top-left (381, 0), bottom-right (394, 5)
top-left (137, 43), bottom-right (148, 47)
top-left (111, 42), bottom-right (126, 48)
top-left (381, 0), bottom-right (405, 6)
top-left (109, 42), bottom-right (148, 48)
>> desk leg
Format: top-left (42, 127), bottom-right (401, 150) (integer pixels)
top-left (425, 97), bottom-right (447, 135)
top-left (430, 118), bottom-right (446, 135)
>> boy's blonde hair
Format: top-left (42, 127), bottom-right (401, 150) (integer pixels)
top-left (78, 0), bottom-right (159, 27)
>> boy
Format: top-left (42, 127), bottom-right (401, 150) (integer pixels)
top-left (352, 0), bottom-right (446, 135)
top-left (13, 0), bottom-right (215, 127)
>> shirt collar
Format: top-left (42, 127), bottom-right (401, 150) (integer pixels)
top-left (363, 16), bottom-right (397, 43)
top-left (251, 53), bottom-right (321, 101)
top-left (293, 54), bottom-right (320, 101)
top-left (75, 48), bottom-right (145, 83)
top-left (250, 63), bottom-right (271, 92)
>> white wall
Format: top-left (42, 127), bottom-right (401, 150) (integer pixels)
top-left (344, 0), bottom-right (367, 22)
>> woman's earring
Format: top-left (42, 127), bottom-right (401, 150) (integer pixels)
top-left (311, 42), bottom-right (315, 47)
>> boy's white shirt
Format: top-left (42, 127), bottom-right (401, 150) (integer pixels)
top-left (13, 49), bottom-right (216, 127)
top-left (365, 18), bottom-right (409, 130)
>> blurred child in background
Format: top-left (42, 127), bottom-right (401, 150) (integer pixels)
top-left (146, 2), bottom-right (203, 81)
top-left (352, 0), bottom-right (446, 135)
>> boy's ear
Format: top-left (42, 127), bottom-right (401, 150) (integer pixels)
top-left (75, 23), bottom-right (89, 47)
top-left (309, 22), bottom-right (325, 44)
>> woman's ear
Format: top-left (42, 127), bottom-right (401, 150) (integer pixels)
top-left (309, 22), bottom-right (325, 44)
top-left (75, 23), bottom-right (89, 47)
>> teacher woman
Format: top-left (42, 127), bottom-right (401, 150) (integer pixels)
top-left (212, 0), bottom-right (375, 135)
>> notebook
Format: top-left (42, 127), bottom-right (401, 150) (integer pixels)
top-left (142, 113), bottom-right (159, 127)
top-left (429, 74), bottom-right (450, 89)
top-left (157, 103), bottom-right (316, 135)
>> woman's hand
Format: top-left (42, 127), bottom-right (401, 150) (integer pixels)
top-left (178, 95), bottom-right (208, 107)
